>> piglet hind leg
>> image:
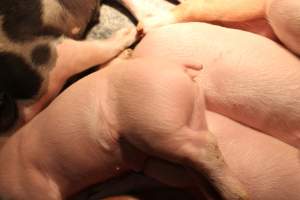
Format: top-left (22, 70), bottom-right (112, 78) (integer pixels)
top-left (123, 0), bottom-right (266, 33)
top-left (181, 130), bottom-right (250, 200)
top-left (267, 0), bottom-right (300, 55)
top-left (114, 59), bottom-right (248, 200)
top-left (172, 88), bottom-right (250, 200)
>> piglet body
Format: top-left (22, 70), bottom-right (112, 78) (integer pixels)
top-left (0, 56), bottom-right (248, 200)
top-left (0, 0), bottom-right (137, 132)
top-left (123, 0), bottom-right (300, 54)
top-left (133, 23), bottom-right (300, 148)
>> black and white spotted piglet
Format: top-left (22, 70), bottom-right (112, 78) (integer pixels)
top-left (0, 0), bottom-right (137, 133)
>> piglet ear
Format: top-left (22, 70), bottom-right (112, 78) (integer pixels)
top-left (0, 91), bottom-right (18, 133)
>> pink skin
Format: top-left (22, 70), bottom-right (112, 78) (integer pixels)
top-left (96, 111), bottom-right (300, 200)
top-left (207, 111), bottom-right (300, 200)
top-left (0, 54), bottom-right (299, 200)
top-left (122, 0), bottom-right (300, 54)
top-left (1, 17), bottom-right (299, 200)
top-left (0, 56), bottom-right (248, 200)
top-left (133, 23), bottom-right (300, 149)
top-left (17, 28), bottom-right (137, 126)
top-left (87, 22), bottom-right (300, 200)
top-left (120, 0), bottom-right (275, 39)
top-left (267, 0), bottom-right (300, 55)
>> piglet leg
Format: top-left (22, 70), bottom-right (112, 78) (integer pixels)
top-left (119, 0), bottom-right (177, 33)
top-left (113, 58), bottom-right (249, 200)
top-left (21, 28), bottom-right (137, 122)
top-left (120, 0), bottom-right (174, 20)
top-left (267, 0), bottom-right (300, 55)
top-left (125, 0), bottom-right (266, 34)
top-left (171, 72), bottom-right (249, 200)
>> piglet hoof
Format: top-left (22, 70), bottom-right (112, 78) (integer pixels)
top-left (136, 17), bottom-right (162, 34)
top-left (119, 49), bottom-right (134, 59)
top-left (109, 28), bottom-right (138, 51)
top-left (185, 130), bottom-right (250, 200)
top-left (136, 23), bottom-right (145, 38)
top-left (137, 12), bottom-right (176, 34)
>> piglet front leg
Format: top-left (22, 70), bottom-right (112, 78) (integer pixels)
top-left (120, 0), bottom-right (177, 33)
top-left (20, 28), bottom-right (137, 122)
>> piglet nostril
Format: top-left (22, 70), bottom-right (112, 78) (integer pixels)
top-left (0, 92), bottom-right (18, 133)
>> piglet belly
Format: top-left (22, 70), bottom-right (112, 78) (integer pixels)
top-left (134, 22), bottom-right (300, 147)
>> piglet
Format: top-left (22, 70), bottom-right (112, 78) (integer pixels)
top-left (133, 22), bottom-right (300, 148)
top-left (122, 0), bottom-right (300, 55)
top-left (0, 0), bottom-right (137, 133)
top-left (0, 54), bottom-right (249, 200)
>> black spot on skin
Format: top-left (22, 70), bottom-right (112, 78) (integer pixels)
top-left (0, 52), bottom-right (42, 99)
top-left (31, 44), bottom-right (51, 66)
top-left (0, 92), bottom-right (18, 133)
top-left (0, 0), bottom-right (62, 42)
